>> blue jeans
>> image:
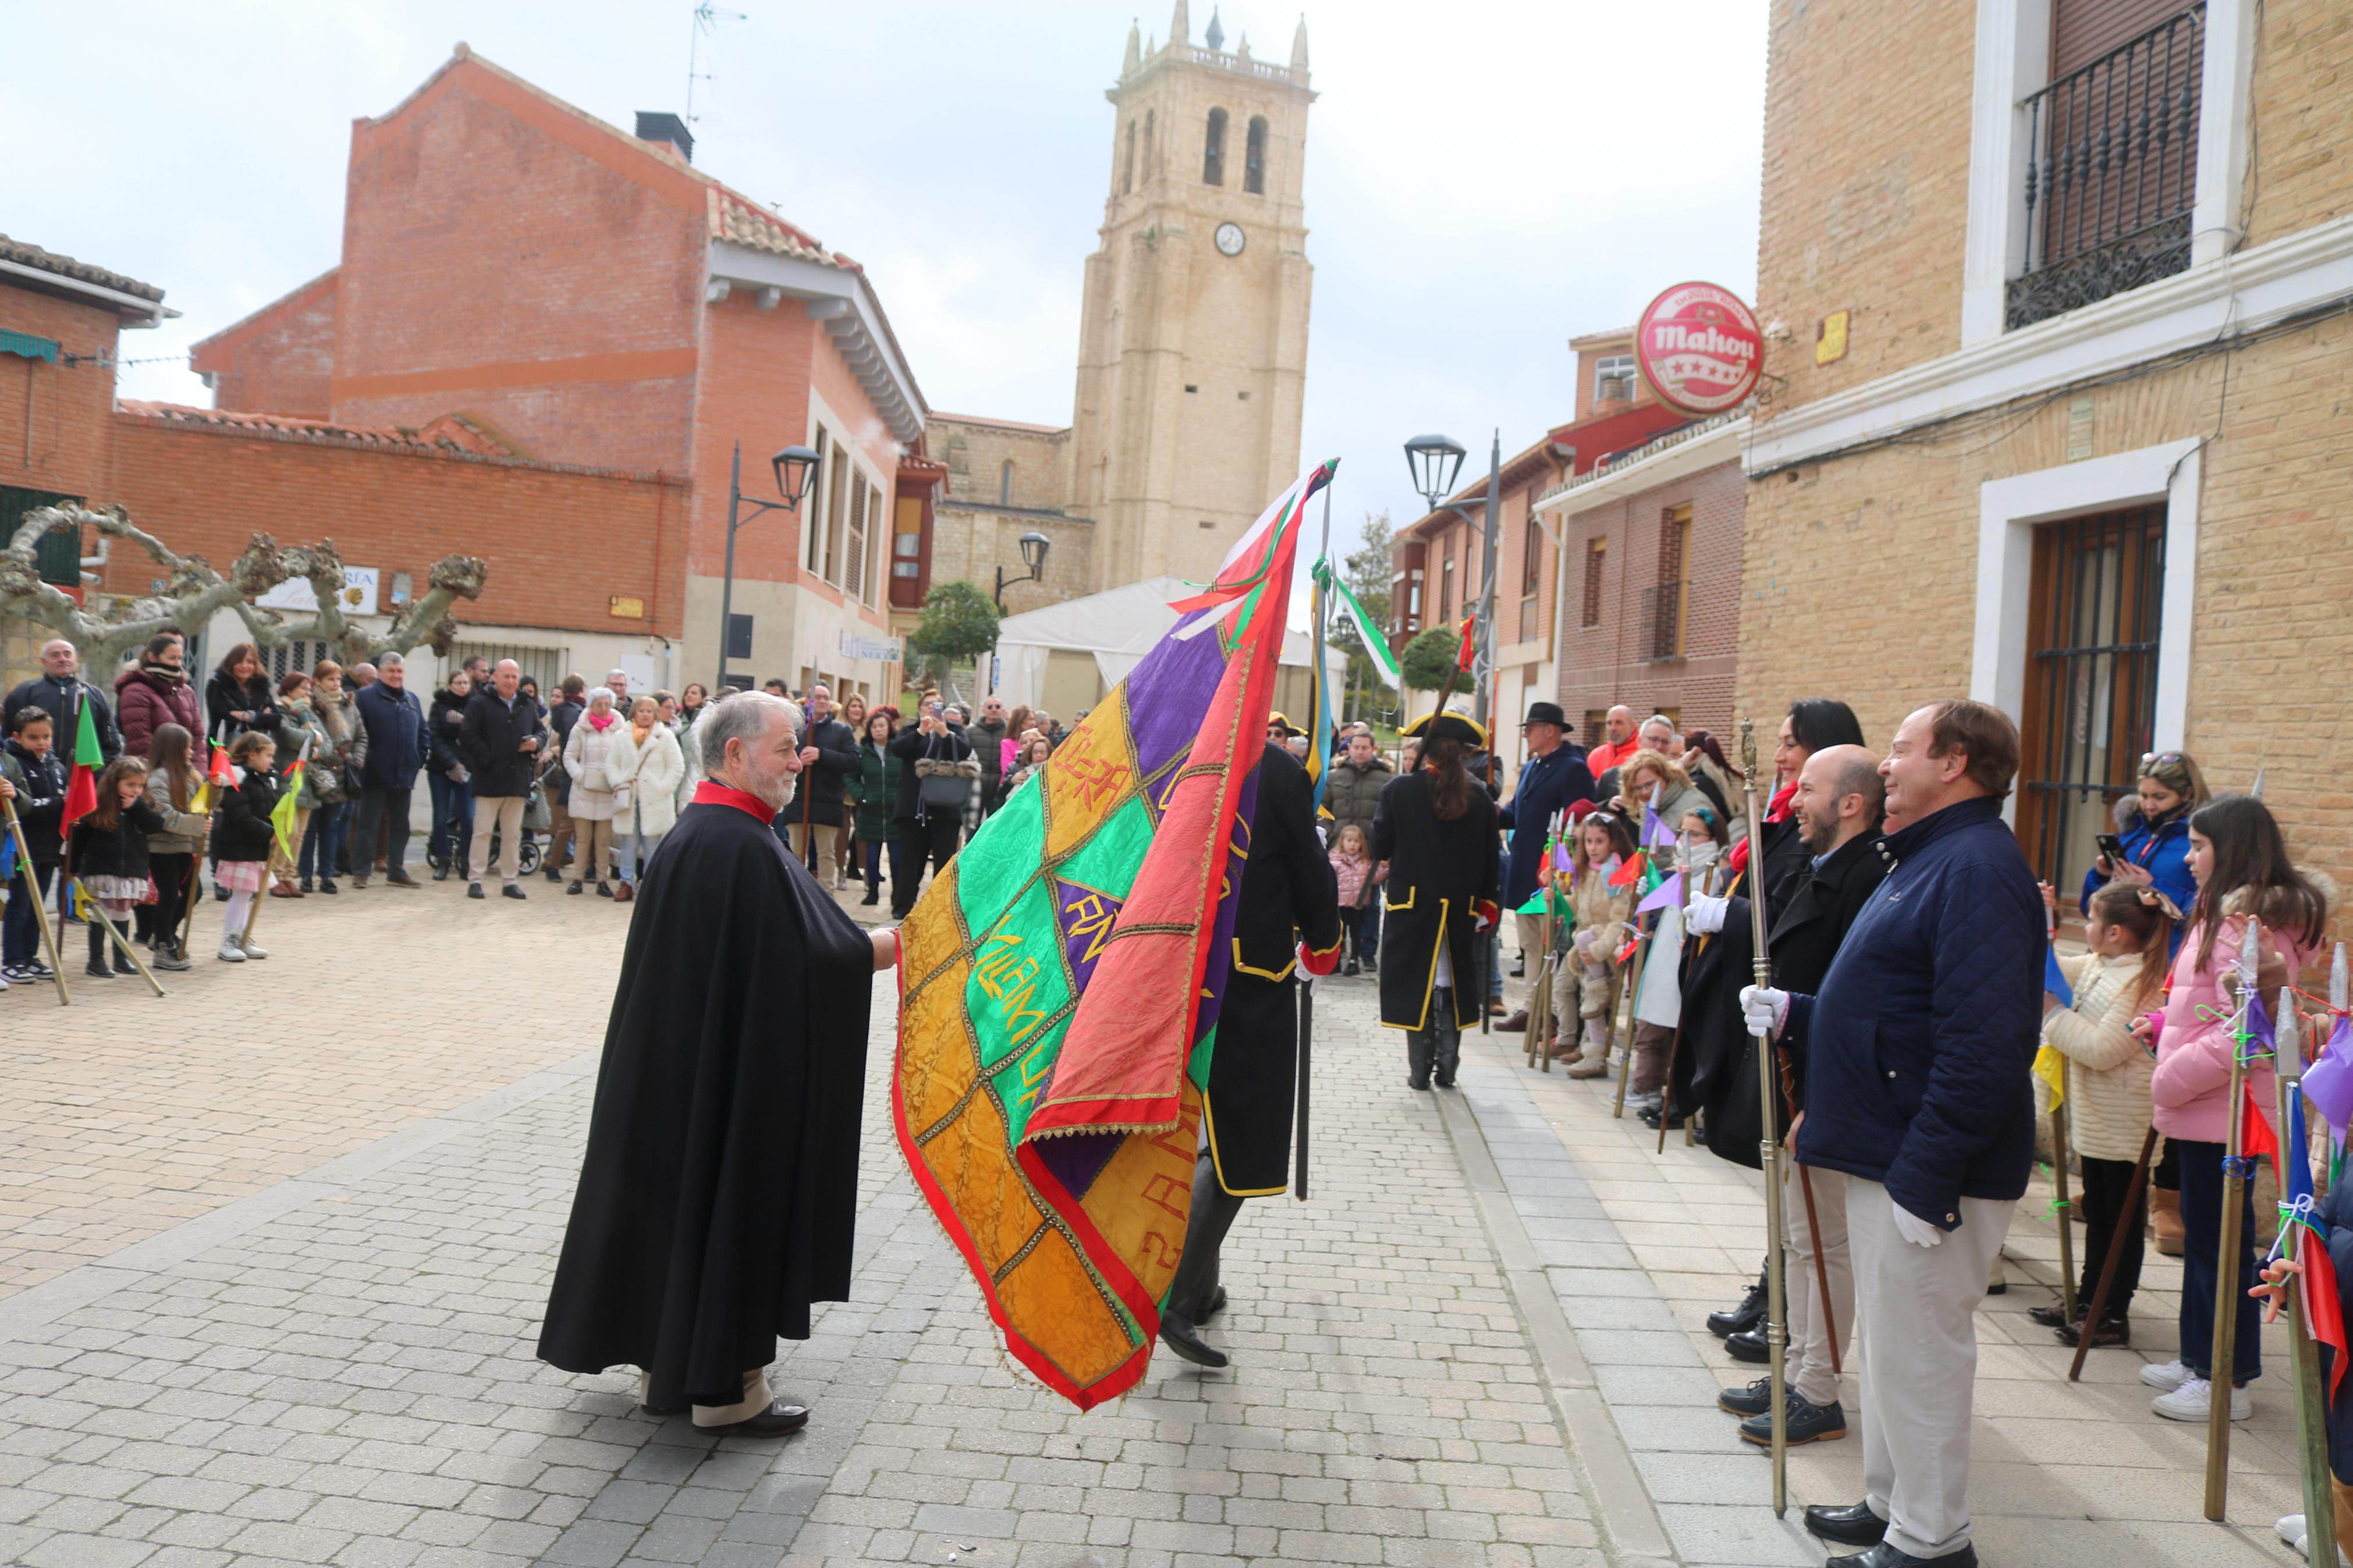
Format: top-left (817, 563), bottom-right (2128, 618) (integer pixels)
top-left (2175, 1137), bottom-right (2262, 1384)
top-left (613, 829), bottom-right (665, 886)
top-left (863, 839), bottom-right (885, 895)
top-left (4, 861), bottom-right (56, 967)
top-left (300, 801), bottom-right (347, 881)
top-left (428, 771), bottom-right (473, 867)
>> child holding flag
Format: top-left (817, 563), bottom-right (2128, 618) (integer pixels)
top-left (1561, 809), bottom-right (1638, 1076)
top-left (211, 731), bottom-right (284, 962)
top-left (2, 706), bottom-right (69, 984)
top-left (68, 757), bottom-right (165, 979)
top-left (2029, 880), bottom-right (2172, 1346)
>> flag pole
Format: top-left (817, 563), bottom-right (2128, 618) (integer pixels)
top-left (2273, 992), bottom-right (2337, 1568)
top-left (244, 733), bottom-right (315, 952)
top-left (77, 879), bottom-right (165, 996)
top-left (1740, 717), bottom-right (1790, 1515)
top-left (2202, 917), bottom-right (2263, 1520)
top-left (178, 724), bottom-right (228, 958)
top-left (2068, 1125), bottom-right (2157, 1381)
top-left (3, 795), bottom-right (70, 1005)
top-left (1296, 479), bottom-right (1335, 1202)
top-left (2051, 1105), bottom-right (2078, 1324)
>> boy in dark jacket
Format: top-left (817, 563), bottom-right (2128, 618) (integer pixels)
top-left (2, 706), bottom-right (69, 980)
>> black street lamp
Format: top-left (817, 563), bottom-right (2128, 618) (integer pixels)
top-left (1401, 430), bottom-right (1502, 730)
top-left (717, 440), bottom-right (820, 692)
top-left (993, 531), bottom-right (1051, 608)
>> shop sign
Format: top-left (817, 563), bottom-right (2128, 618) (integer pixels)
top-left (1634, 282), bottom-right (1763, 416)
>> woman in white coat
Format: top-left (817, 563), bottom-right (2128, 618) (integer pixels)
top-left (563, 688), bottom-right (624, 898)
top-left (608, 695), bottom-right (684, 904)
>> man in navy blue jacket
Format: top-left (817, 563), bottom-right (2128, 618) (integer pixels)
top-left (1496, 702), bottom-right (1593, 1032)
top-left (1742, 699), bottom-right (2039, 1568)
top-left (352, 653), bottom-right (432, 889)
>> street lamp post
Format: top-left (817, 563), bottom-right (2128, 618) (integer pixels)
top-left (1403, 430), bottom-right (1503, 731)
top-left (993, 531), bottom-right (1052, 608)
top-left (716, 439), bottom-right (820, 693)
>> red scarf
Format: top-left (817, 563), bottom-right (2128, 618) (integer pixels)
top-left (693, 779), bottom-right (776, 825)
top-left (1724, 780), bottom-right (1798, 876)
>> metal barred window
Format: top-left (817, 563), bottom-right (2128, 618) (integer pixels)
top-left (2017, 506), bottom-right (2166, 893)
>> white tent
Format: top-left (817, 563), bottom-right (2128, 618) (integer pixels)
top-left (990, 575), bottom-right (1346, 723)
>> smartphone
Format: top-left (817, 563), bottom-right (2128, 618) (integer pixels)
top-left (2095, 832), bottom-right (2125, 865)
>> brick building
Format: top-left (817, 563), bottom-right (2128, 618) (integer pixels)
top-left (175, 45), bottom-right (934, 704)
top-left (1388, 328), bottom-right (1685, 773)
top-left (1739, 0), bottom-right (2353, 895)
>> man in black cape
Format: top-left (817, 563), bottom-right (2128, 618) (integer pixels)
top-left (1159, 741), bottom-right (1341, 1369)
top-left (539, 692), bottom-right (899, 1434)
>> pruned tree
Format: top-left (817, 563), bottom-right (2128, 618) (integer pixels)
top-left (1399, 625), bottom-right (1462, 693)
top-left (2, 504), bottom-right (486, 671)
top-left (906, 578), bottom-right (1003, 689)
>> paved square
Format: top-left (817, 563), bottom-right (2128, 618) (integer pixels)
top-left (0, 884), bottom-right (2316, 1565)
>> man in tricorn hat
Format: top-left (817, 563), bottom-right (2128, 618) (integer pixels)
top-left (1372, 711), bottom-right (1500, 1088)
top-left (1158, 735), bottom-right (1341, 1369)
top-left (1495, 701), bottom-right (1594, 1034)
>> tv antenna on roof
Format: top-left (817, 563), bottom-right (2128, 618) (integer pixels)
top-left (688, 2), bottom-right (746, 123)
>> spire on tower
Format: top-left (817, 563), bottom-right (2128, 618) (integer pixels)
top-left (1170, 1), bottom-right (1189, 47)
top-left (1204, 6), bottom-right (1224, 52)
top-left (1291, 15), bottom-right (1309, 73)
top-left (1236, 30), bottom-right (1251, 59)
top-left (1123, 18), bottom-right (1141, 74)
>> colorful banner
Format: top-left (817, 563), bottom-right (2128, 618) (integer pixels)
top-left (895, 463), bottom-right (1332, 1410)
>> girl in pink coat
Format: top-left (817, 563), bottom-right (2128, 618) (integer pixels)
top-left (2139, 794), bottom-right (2330, 1425)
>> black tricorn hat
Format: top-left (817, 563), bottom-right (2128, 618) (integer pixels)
top-left (1522, 700), bottom-right (1568, 729)
top-left (1400, 710), bottom-right (1488, 748)
top-left (1266, 711), bottom-right (1302, 737)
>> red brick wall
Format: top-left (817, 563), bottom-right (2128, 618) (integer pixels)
top-left (193, 271), bottom-right (337, 418)
top-left (1555, 457), bottom-right (1745, 744)
top-left (0, 284), bottom-right (123, 502)
top-left (100, 415), bottom-right (685, 638)
top-left (331, 60), bottom-right (705, 472)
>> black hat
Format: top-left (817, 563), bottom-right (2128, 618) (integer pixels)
top-left (1522, 701), bottom-right (1568, 730)
top-left (1400, 710), bottom-right (1488, 749)
top-left (1266, 712), bottom-right (1302, 737)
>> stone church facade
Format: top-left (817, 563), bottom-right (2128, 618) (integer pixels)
top-left (908, 3), bottom-right (1315, 642)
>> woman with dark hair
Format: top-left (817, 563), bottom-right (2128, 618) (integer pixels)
top-left (1783, 696), bottom-right (1865, 759)
top-left (2139, 792), bottom-right (2333, 1425)
top-left (1677, 730), bottom-right (1739, 830)
top-left (849, 707), bottom-right (900, 906)
top-left (204, 643), bottom-right (277, 740)
top-left (426, 669), bottom-right (475, 879)
top-left (1371, 712), bottom-right (1500, 1090)
top-left (116, 632), bottom-right (200, 757)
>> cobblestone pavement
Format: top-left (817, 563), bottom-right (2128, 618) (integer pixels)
top-left (0, 882), bottom-right (2316, 1566)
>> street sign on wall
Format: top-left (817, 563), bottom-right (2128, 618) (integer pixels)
top-left (837, 628), bottom-right (903, 663)
top-left (1633, 282), bottom-right (1763, 417)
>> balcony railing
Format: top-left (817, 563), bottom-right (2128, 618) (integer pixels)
top-left (1639, 580), bottom-right (1683, 663)
top-left (2008, 3), bottom-right (2204, 330)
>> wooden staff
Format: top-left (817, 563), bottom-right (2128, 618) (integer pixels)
top-left (2068, 1125), bottom-right (2157, 1381)
top-left (2202, 918), bottom-right (2264, 1521)
top-left (241, 734), bottom-right (311, 952)
top-left (2273, 993), bottom-right (2338, 1568)
top-left (3, 795), bottom-right (70, 1005)
top-left (2051, 1105), bottom-right (2078, 1324)
top-left (1740, 717), bottom-right (1790, 1516)
top-left (77, 880), bottom-right (165, 995)
top-left (1612, 906), bottom-right (1653, 1118)
top-left (176, 726), bottom-right (225, 958)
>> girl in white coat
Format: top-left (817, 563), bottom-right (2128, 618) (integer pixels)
top-left (609, 695), bottom-right (684, 903)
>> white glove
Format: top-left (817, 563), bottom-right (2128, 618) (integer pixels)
top-left (1687, 893), bottom-right (1729, 936)
top-left (1739, 984), bottom-right (1789, 1038)
top-left (1573, 929), bottom-right (1595, 955)
top-left (1891, 1204), bottom-right (1948, 1249)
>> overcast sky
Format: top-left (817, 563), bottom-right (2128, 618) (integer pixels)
top-left (6, 0), bottom-right (1765, 602)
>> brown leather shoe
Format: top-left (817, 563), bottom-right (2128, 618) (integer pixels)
top-left (1496, 1008), bottom-right (1529, 1032)
top-left (614, 883), bottom-right (634, 904)
top-left (701, 1399), bottom-right (810, 1437)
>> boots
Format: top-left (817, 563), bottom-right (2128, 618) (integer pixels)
top-left (1566, 1016), bottom-right (1613, 1077)
top-left (1405, 1030), bottom-right (1434, 1091)
top-left (2150, 1185), bottom-right (2185, 1257)
top-left (84, 922), bottom-right (114, 979)
top-left (153, 937), bottom-right (191, 972)
top-left (1432, 1019), bottom-right (1461, 1089)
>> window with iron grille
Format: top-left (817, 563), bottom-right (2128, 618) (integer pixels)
top-left (1581, 538), bottom-right (1606, 628)
top-left (2009, 2), bottom-right (2204, 329)
top-left (2016, 505), bottom-right (2165, 893)
top-left (1641, 506), bottom-right (1690, 661)
top-left (3, 488), bottom-right (83, 586)
top-left (446, 642), bottom-right (569, 700)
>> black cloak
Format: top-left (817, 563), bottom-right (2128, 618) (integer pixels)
top-left (538, 795), bottom-right (874, 1407)
top-left (1370, 768), bottom-right (1500, 1031)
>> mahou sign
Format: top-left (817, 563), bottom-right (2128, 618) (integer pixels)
top-left (1633, 282), bottom-right (1763, 417)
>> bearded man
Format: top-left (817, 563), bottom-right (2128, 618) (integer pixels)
top-left (539, 692), bottom-right (902, 1434)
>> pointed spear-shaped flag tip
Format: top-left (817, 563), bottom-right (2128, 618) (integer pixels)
top-left (2252, 766), bottom-right (2267, 799)
top-left (2279, 987), bottom-right (2305, 1082)
top-left (2333, 943), bottom-right (2348, 1013)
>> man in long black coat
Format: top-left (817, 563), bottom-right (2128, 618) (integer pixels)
top-left (540, 692), bottom-right (899, 1434)
top-left (1158, 741), bottom-right (1341, 1370)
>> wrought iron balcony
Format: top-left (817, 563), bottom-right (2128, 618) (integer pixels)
top-left (2007, 4), bottom-right (2203, 331)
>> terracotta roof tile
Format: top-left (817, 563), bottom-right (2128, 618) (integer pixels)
top-left (0, 234), bottom-right (167, 303)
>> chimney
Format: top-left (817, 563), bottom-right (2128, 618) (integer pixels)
top-left (634, 111), bottom-right (695, 163)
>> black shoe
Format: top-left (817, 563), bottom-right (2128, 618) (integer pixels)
top-left (544, 866), bottom-right (563, 882)
top-left (2057, 1315), bottom-right (2130, 1348)
top-left (702, 1399), bottom-right (811, 1437)
top-left (1828, 1544), bottom-right (1975, 1568)
top-left (2027, 1302), bottom-right (2081, 1329)
top-left (1201, 1286), bottom-right (1227, 1321)
top-left (1804, 1501), bottom-right (1889, 1547)
top-left (1362, 955), bottom-right (1376, 972)
top-left (1724, 1325), bottom-right (1769, 1364)
top-left (1740, 1389), bottom-right (1847, 1446)
top-left (318, 879), bottom-right (338, 894)
top-left (1158, 1313), bottom-right (1228, 1369)
top-left (1511, 958), bottom-right (1525, 977)
top-left (1717, 1376), bottom-right (1774, 1417)
top-left (432, 864), bottom-right (451, 882)
top-left (1407, 1077), bottom-right (1430, 1091)
top-left (467, 883), bottom-right (485, 899)
top-left (1344, 959), bottom-right (1360, 976)
top-left (860, 889), bottom-right (881, 906)
top-left (567, 880), bottom-right (584, 895)
top-left (1639, 1105), bottom-right (1686, 1130)
top-left (502, 884), bottom-right (527, 900)
top-left (1708, 1279), bottom-right (1767, 1339)
top-left (597, 881), bottom-right (614, 898)
top-left (85, 959), bottom-right (115, 979)
top-left (1985, 1281), bottom-right (2006, 1296)
top-left (113, 950), bottom-right (135, 975)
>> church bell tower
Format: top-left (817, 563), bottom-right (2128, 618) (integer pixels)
top-left (1065, 4), bottom-right (1316, 592)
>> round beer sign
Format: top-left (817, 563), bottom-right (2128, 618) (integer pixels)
top-left (1633, 282), bottom-right (1763, 416)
